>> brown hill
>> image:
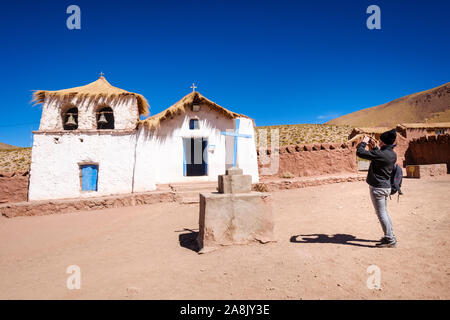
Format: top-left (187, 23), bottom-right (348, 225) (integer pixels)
top-left (327, 82), bottom-right (450, 127)
top-left (0, 142), bottom-right (18, 150)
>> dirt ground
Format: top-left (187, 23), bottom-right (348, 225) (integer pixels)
top-left (0, 177), bottom-right (449, 300)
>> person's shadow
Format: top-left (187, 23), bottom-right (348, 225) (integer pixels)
top-left (290, 234), bottom-right (378, 248)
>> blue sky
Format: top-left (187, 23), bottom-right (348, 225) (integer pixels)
top-left (0, 0), bottom-right (449, 147)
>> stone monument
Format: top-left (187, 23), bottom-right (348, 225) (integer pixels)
top-left (197, 167), bottom-right (275, 253)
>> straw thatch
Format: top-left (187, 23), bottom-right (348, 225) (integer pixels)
top-left (353, 127), bottom-right (392, 134)
top-left (139, 91), bottom-right (248, 130)
top-left (398, 122), bottom-right (450, 129)
top-left (347, 127), bottom-right (393, 141)
top-left (32, 76), bottom-right (149, 116)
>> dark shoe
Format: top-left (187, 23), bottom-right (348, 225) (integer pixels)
top-left (376, 237), bottom-right (397, 248)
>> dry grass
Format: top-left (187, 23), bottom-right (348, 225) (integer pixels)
top-left (255, 124), bottom-right (353, 147)
top-left (0, 148), bottom-right (32, 173)
top-left (280, 171), bottom-right (295, 179)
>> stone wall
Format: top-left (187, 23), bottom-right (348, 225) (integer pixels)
top-left (395, 134), bottom-right (410, 167)
top-left (405, 134), bottom-right (450, 173)
top-left (258, 142), bottom-right (358, 178)
top-left (0, 172), bottom-right (29, 204)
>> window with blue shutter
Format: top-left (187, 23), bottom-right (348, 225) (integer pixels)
top-left (80, 164), bottom-right (98, 191)
top-left (189, 119), bottom-right (199, 130)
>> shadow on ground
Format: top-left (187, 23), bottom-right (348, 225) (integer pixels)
top-left (177, 228), bottom-right (199, 252)
top-left (290, 234), bottom-right (378, 248)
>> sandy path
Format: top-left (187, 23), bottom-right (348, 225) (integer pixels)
top-left (0, 177), bottom-right (449, 299)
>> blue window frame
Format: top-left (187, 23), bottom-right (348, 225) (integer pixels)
top-left (189, 119), bottom-right (199, 130)
top-left (80, 164), bottom-right (98, 191)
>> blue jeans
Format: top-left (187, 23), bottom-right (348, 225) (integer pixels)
top-left (369, 186), bottom-right (396, 242)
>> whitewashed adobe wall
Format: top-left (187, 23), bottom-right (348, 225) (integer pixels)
top-left (29, 96), bottom-right (259, 200)
top-left (38, 96), bottom-right (139, 130)
top-left (28, 132), bottom-right (137, 200)
top-left (133, 106), bottom-right (233, 189)
top-left (133, 106), bottom-right (259, 190)
top-left (29, 96), bottom-right (140, 201)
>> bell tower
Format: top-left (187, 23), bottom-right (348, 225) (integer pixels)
top-left (28, 76), bottom-right (150, 201)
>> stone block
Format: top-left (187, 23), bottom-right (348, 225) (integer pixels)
top-left (218, 174), bottom-right (252, 194)
top-left (226, 167), bottom-right (243, 176)
top-left (197, 192), bottom-right (275, 253)
top-left (406, 164), bottom-right (447, 178)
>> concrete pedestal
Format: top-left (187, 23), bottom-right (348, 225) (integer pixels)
top-left (197, 192), bottom-right (274, 253)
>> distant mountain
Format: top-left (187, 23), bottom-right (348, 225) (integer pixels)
top-left (327, 82), bottom-right (450, 127)
top-left (0, 142), bottom-right (19, 150)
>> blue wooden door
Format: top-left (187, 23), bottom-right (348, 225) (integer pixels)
top-left (81, 165), bottom-right (98, 191)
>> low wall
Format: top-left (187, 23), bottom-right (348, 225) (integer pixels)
top-left (253, 174), bottom-right (365, 192)
top-left (258, 142), bottom-right (358, 178)
top-left (1, 174), bottom-right (368, 218)
top-left (395, 134), bottom-right (410, 167)
top-left (0, 191), bottom-right (176, 218)
top-left (0, 172), bottom-right (29, 204)
top-left (405, 134), bottom-right (450, 173)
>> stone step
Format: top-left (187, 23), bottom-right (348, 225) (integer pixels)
top-left (176, 190), bottom-right (217, 204)
top-left (180, 196), bottom-right (200, 204)
top-left (169, 182), bottom-right (217, 192)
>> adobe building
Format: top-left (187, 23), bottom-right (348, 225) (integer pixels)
top-left (28, 76), bottom-right (258, 201)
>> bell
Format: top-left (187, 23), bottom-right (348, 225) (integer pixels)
top-left (98, 112), bottom-right (108, 125)
top-left (65, 113), bottom-right (77, 127)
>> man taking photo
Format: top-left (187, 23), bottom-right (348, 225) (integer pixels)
top-left (357, 129), bottom-right (398, 248)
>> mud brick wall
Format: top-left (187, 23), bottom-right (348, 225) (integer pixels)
top-left (0, 172), bottom-right (29, 204)
top-left (395, 134), bottom-right (410, 167)
top-left (0, 191), bottom-right (176, 218)
top-left (405, 134), bottom-right (450, 173)
top-left (258, 142), bottom-right (358, 178)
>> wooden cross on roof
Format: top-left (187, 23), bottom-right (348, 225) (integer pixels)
top-left (190, 83), bottom-right (197, 92)
top-left (99, 71), bottom-right (105, 78)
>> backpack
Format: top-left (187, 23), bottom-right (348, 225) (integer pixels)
top-left (390, 164), bottom-right (403, 200)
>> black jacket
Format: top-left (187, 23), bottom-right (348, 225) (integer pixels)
top-left (356, 142), bottom-right (397, 188)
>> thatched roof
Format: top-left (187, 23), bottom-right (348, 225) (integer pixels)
top-left (352, 127), bottom-right (392, 134)
top-left (139, 91), bottom-right (248, 130)
top-left (32, 76), bottom-right (149, 115)
top-left (398, 122), bottom-right (450, 129)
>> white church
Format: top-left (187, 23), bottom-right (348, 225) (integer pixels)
top-left (28, 76), bottom-right (259, 201)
